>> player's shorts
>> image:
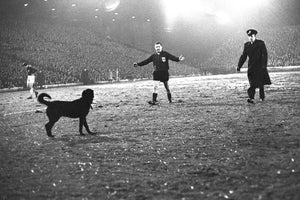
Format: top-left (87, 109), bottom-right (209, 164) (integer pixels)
top-left (27, 75), bottom-right (35, 88)
top-left (153, 71), bottom-right (169, 82)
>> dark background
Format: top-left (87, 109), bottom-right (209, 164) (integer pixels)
top-left (1, 0), bottom-right (299, 65)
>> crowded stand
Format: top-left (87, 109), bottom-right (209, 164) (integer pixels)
top-left (0, 19), bottom-right (200, 89)
top-left (0, 18), bottom-right (299, 89)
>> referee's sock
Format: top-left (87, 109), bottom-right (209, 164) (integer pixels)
top-left (153, 93), bottom-right (158, 102)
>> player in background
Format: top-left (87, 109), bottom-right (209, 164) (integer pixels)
top-left (23, 63), bottom-right (38, 99)
top-left (134, 42), bottom-right (185, 105)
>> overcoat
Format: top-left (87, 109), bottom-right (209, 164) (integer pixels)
top-left (238, 39), bottom-right (271, 87)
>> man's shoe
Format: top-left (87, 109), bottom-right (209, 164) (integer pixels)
top-left (167, 93), bottom-right (172, 103)
top-left (247, 98), bottom-right (254, 104)
top-left (148, 100), bottom-right (158, 105)
top-left (260, 98), bottom-right (265, 101)
top-left (27, 96), bottom-right (33, 99)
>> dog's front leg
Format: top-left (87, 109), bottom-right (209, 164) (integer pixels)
top-left (82, 117), bottom-right (95, 135)
top-left (79, 117), bottom-right (85, 136)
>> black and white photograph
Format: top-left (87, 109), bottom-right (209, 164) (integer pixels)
top-left (0, 0), bottom-right (299, 199)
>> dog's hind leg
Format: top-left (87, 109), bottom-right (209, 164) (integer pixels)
top-left (45, 117), bottom-right (59, 137)
top-left (45, 122), bottom-right (54, 137)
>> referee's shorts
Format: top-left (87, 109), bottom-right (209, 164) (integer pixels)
top-left (27, 75), bottom-right (35, 88)
top-left (153, 71), bottom-right (169, 82)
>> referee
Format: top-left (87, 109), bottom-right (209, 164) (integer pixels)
top-left (134, 42), bottom-right (185, 105)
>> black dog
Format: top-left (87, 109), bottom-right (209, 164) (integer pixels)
top-left (38, 89), bottom-right (94, 137)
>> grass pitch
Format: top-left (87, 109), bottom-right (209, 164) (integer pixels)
top-left (0, 71), bottom-right (299, 200)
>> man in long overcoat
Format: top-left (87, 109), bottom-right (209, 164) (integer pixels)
top-left (237, 29), bottom-right (271, 104)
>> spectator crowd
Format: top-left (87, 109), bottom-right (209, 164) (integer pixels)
top-left (0, 19), bottom-right (200, 89)
top-left (0, 18), bottom-right (299, 89)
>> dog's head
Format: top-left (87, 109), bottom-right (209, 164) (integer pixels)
top-left (82, 89), bottom-right (94, 105)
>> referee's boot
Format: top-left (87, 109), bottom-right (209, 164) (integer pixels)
top-left (247, 98), bottom-right (255, 104)
top-left (148, 93), bottom-right (158, 105)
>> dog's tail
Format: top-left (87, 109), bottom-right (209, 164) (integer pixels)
top-left (38, 93), bottom-right (52, 106)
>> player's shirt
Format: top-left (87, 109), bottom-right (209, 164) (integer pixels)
top-left (137, 51), bottom-right (180, 72)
